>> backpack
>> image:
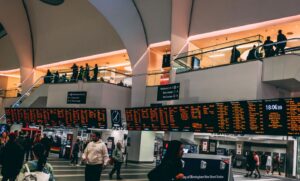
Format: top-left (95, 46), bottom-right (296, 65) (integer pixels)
top-left (18, 164), bottom-right (50, 181)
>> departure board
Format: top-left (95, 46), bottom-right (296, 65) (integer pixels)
top-left (125, 98), bottom-right (300, 136)
top-left (5, 108), bottom-right (107, 129)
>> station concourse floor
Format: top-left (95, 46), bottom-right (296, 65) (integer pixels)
top-left (21, 154), bottom-right (296, 181)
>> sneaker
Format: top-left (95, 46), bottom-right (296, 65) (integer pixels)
top-left (117, 177), bottom-right (122, 180)
top-left (76, 164), bottom-right (81, 167)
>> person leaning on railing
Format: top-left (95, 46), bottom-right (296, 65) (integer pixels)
top-left (263, 36), bottom-right (275, 58)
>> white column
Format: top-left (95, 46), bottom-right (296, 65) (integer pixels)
top-left (0, 1), bottom-right (34, 93)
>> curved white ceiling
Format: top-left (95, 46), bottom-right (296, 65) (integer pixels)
top-left (26, 0), bottom-right (125, 66)
top-left (190, 0), bottom-right (300, 36)
top-left (133, 0), bottom-right (171, 44)
top-left (0, 35), bottom-right (19, 70)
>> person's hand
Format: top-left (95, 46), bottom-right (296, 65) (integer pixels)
top-left (176, 173), bottom-right (184, 180)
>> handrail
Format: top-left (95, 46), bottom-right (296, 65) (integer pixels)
top-left (254, 37), bottom-right (300, 59)
top-left (174, 35), bottom-right (263, 59)
top-left (12, 75), bottom-right (44, 108)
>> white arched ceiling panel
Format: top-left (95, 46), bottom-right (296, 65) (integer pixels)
top-left (134, 0), bottom-right (171, 44)
top-left (26, 0), bottom-right (125, 66)
top-left (190, 0), bottom-right (300, 36)
top-left (0, 36), bottom-right (19, 71)
top-left (89, 0), bottom-right (148, 69)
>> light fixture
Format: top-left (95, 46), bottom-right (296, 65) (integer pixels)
top-left (208, 53), bottom-right (225, 58)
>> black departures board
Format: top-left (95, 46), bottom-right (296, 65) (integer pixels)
top-left (125, 98), bottom-right (300, 136)
top-left (5, 108), bottom-right (107, 129)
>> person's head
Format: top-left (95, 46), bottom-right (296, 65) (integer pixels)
top-left (2, 131), bottom-right (7, 138)
top-left (253, 151), bottom-right (257, 155)
top-left (278, 29), bottom-right (282, 34)
top-left (14, 130), bottom-right (19, 138)
top-left (267, 36), bottom-right (271, 40)
top-left (8, 132), bottom-right (16, 142)
top-left (95, 64), bottom-right (98, 67)
top-left (32, 143), bottom-right (47, 171)
top-left (252, 45), bottom-right (256, 49)
top-left (232, 45), bottom-right (237, 50)
top-left (76, 139), bottom-right (80, 143)
top-left (117, 142), bottom-right (122, 149)
top-left (164, 140), bottom-right (184, 161)
top-left (91, 132), bottom-right (101, 142)
top-left (86, 63), bottom-right (88, 66)
top-left (43, 134), bottom-right (47, 138)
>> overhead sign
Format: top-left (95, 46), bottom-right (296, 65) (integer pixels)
top-left (157, 83), bottom-right (180, 101)
top-left (111, 110), bottom-right (122, 129)
top-left (67, 91), bottom-right (87, 104)
top-left (5, 108), bottom-right (107, 129)
top-left (125, 97), bottom-right (300, 136)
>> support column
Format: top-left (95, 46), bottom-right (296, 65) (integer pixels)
top-left (0, 1), bottom-right (34, 93)
top-left (89, 0), bottom-right (154, 162)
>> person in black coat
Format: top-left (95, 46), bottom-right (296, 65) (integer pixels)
top-left (275, 29), bottom-right (287, 55)
top-left (263, 36), bottom-right (275, 57)
top-left (71, 139), bottom-right (80, 165)
top-left (0, 133), bottom-right (24, 181)
top-left (24, 134), bottom-right (33, 161)
top-left (148, 140), bottom-right (185, 181)
top-left (230, 46), bottom-right (241, 64)
top-left (71, 63), bottom-right (79, 82)
top-left (85, 63), bottom-right (90, 81)
top-left (244, 151), bottom-right (256, 177)
top-left (92, 64), bottom-right (99, 81)
top-left (41, 134), bottom-right (52, 158)
top-left (247, 45), bottom-right (259, 60)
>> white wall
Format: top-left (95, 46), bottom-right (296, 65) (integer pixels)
top-left (146, 61), bottom-right (283, 105)
top-left (20, 84), bottom-right (49, 107)
top-left (47, 82), bottom-right (131, 128)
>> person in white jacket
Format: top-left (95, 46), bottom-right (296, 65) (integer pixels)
top-left (82, 132), bottom-right (109, 181)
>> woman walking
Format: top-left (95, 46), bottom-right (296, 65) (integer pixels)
top-left (109, 142), bottom-right (124, 180)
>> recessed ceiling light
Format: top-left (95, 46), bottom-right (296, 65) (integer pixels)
top-left (287, 32), bottom-right (294, 35)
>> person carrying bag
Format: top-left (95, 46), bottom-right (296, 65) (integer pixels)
top-left (17, 143), bottom-right (54, 181)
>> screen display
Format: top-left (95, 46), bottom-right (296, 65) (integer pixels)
top-left (125, 97), bottom-right (300, 136)
top-left (5, 108), bottom-right (107, 129)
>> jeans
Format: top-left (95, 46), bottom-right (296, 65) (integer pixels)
top-left (85, 164), bottom-right (103, 181)
top-left (110, 162), bottom-right (122, 178)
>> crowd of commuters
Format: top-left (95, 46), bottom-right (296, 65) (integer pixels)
top-left (44, 63), bottom-right (99, 84)
top-left (244, 151), bottom-right (282, 179)
top-left (230, 29), bottom-right (287, 64)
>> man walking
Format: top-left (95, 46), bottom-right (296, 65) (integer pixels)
top-left (82, 132), bottom-right (109, 181)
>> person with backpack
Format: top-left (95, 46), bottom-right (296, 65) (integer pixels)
top-left (18, 143), bottom-right (55, 181)
top-left (109, 142), bottom-right (124, 180)
top-left (148, 140), bottom-right (185, 181)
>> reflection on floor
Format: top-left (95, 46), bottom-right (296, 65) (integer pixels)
top-left (41, 154), bottom-right (295, 181)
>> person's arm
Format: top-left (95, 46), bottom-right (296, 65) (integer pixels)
top-left (82, 143), bottom-right (89, 161)
top-left (101, 143), bottom-right (109, 166)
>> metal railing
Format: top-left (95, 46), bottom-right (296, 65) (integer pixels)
top-left (254, 38), bottom-right (300, 59)
top-left (44, 68), bottom-right (132, 87)
top-left (173, 35), bottom-right (263, 73)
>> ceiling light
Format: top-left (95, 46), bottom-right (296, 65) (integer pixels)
top-left (124, 66), bottom-right (132, 72)
top-left (208, 54), bottom-right (225, 58)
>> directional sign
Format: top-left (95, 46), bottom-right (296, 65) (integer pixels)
top-left (67, 91), bottom-right (87, 104)
top-left (111, 110), bottom-right (122, 129)
top-left (157, 83), bottom-right (180, 101)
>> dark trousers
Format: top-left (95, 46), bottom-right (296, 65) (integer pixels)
top-left (254, 166), bottom-right (261, 177)
top-left (110, 162), bottom-right (122, 178)
top-left (2, 176), bottom-right (17, 181)
top-left (85, 164), bottom-right (103, 181)
top-left (272, 166), bottom-right (281, 175)
top-left (275, 45), bottom-right (286, 55)
top-left (71, 152), bottom-right (78, 164)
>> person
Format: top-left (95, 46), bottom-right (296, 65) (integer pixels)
top-left (109, 142), bottom-right (124, 180)
top-left (71, 63), bottom-right (79, 82)
top-left (148, 140), bottom-right (185, 181)
top-left (272, 154), bottom-right (281, 175)
top-left (53, 71), bottom-right (59, 83)
top-left (82, 132), bottom-right (109, 181)
top-left (0, 131), bottom-right (9, 146)
top-left (59, 73), bottom-right (68, 83)
top-left (275, 30), bottom-right (287, 55)
top-left (24, 134), bottom-right (34, 161)
top-left (85, 63), bottom-right (90, 81)
top-left (34, 133), bottom-right (41, 145)
top-left (0, 133), bottom-right (24, 181)
top-left (263, 36), bottom-right (275, 57)
top-left (247, 45), bottom-right (259, 60)
top-left (266, 154), bottom-right (272, 175)
top-left (19, 143), bottom-right (55, 181)
top-left (93, 64), bottom-right (99, 81)
top-left (71, 139), bottom-right (80, 166)
top-left (253, 152), bottom-right (261, 178)
top-left (230, 45), bottom-right (240, 64)
top-left (40, 134), bottom-right (52, 158)
top-left (78, 66), bottom-right (84, 81)
top-left (244, 151), bottom-right (255, 177)
top-left (44, 69), bottom-right (53, 83)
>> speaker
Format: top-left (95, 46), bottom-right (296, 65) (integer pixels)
top-left (162, 54), bottom-right (171, 68)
